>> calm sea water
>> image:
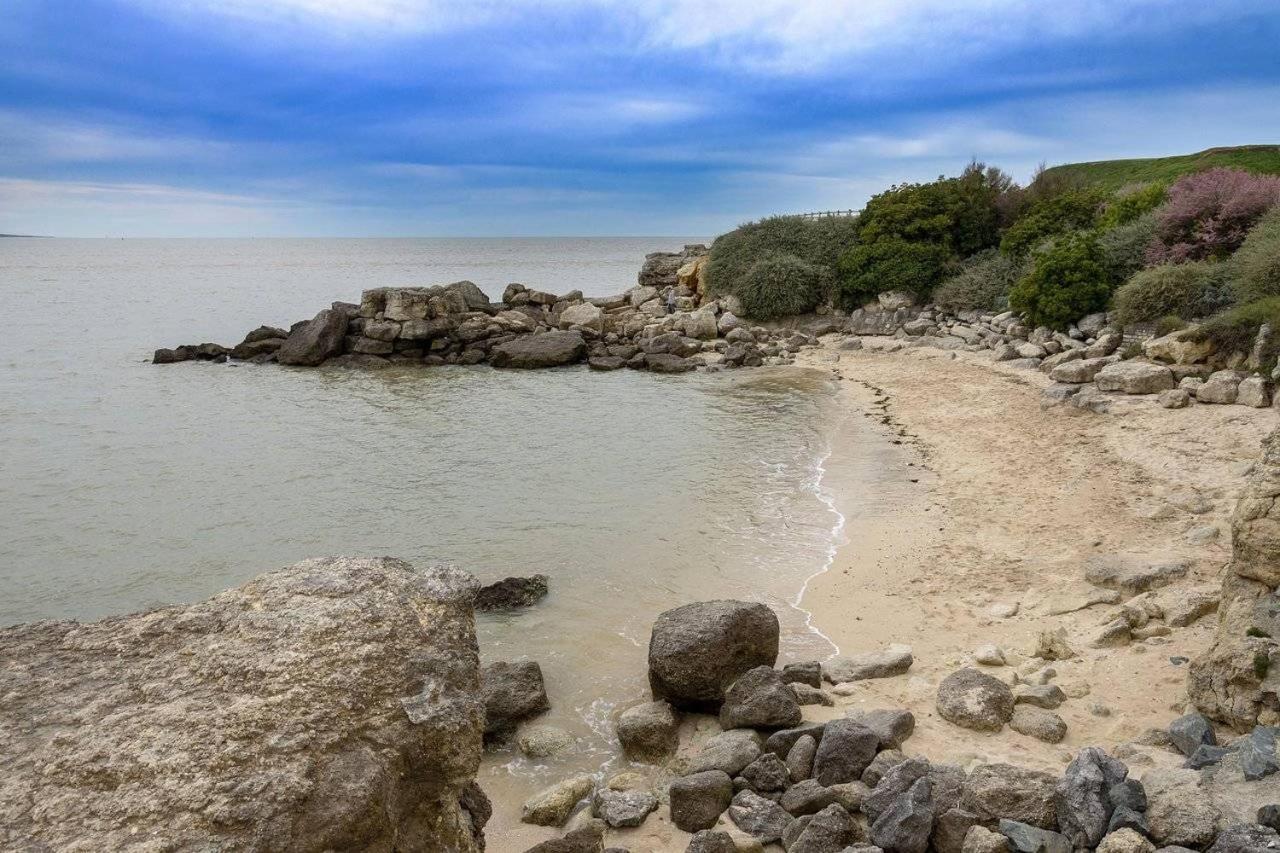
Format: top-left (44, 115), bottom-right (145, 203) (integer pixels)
top-left (0, 237), bottom-right (888, 849)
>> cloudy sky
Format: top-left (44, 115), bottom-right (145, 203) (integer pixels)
top-left (2, 1), bottom-right (1278, 236)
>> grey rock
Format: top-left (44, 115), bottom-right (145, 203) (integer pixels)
top-left (823, 646), bottom-right (914, 683)
top-left (793, 803), bottom-right (862, 853)
top-left (1097, 830), bottom-right (1155, 853)
top-left (1259, 804), bottom-right (1280, 831)
top-left (1095, 361), bottom-right (1176, 394)
top-left (1144, 768), bottom-right (1220, 848)
top-left (937, 668), bottom-right (1015, 732)
top-left (848, 708), bottom-right (916, 749)
top-left (685, 830), bottom-right (738, 853)
top-left (1055, 746), bottom-right (1129, 848)
top-left (930, 764), bottom-right (968, 815)
top-left (766, 723), bottom-right (826, 758)
top-left (523, 818), bottom-right (607, 853)
top-left (739, 752), bottom-right (792, 793)
top-left (1184, 744), bottom-right (1234, 769)
top-left (1159, 389), bottom-right (1191, 409)
top-left (1085, 557), bottom-right (1190, 595)
top-left (934, 807), bottom-right (982, 853)
top-left (1169, 713), bottom-right (1217, 756)
top-left (649, 601), bottom-right (780, 708)
top-left (483, 660), bottom-right (550, 739)
top-left (277, 307), bottom-right (350, 365)
top-left (998, 820), bottom-right (1071, 853)
top-left (588, 355), bottom-right (627, 371)
top-left (519, 725), bottom-right (575, 758)
top-left (864, 758), bottom-right (932, 822)
top-left (963, 764), bottom-right (1058, 828)
top-left (728, 789), bottom-right (793, 843)
top-left (813, 719), bottom-right (880, 786)
top-left (871, 777), bottom-right (935, 853)
top-left (1207, 823), bottom-right (1280, 853)
top-left (669, 770), bottom-right (734, 832)
top-left (782, 779), bottom-right (840, 816)
top-left (1014, 685), bottom-right (1066, 710)
top-left (0, 556), bottom-right (486, 853)
top-left (1239, 726), bottom-right (1280, 780)
top-left (784, 661), bottom-right (824, 688)
top-left (647, 353), bottom-right (696, 373)
top-left (793, 683), bottom-right (835, 706)
top-left (720, 666), bottom-right (803, 729)
top-left (1107, 805), bottom-right (1150, 836)
top-left (592, 788), bottom-right (658, 828)
top-left (476, 574), bottom-right (550, 610)
top-left (1050, 357), bottom-right (1113, 384)
top-left (523, 774), bottom-right (595, 827)
top-left (1109, 780), bottom-right (1148, 812)
top-left (787, 734), bottom-right (819, 781)
top-left (1197, 370), bottom-right (1244, 404)
top-left (490, 330), bottom-right (587, 368)
top-left (616, 700), bottom-right (679, 763)
top-left (863, 749), bottom-right (909, 788)
top-left (963, 825), bottom-right (1012, 853)
top-left (1009, 707), bottom-right (1067, 743)
top-left (687, 729), bottom-right (763, 776)
top-left (830, 781), bottom-right (872, 814)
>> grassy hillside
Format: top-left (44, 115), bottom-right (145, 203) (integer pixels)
top-left (1039, 145), bottom-right (1280, 191)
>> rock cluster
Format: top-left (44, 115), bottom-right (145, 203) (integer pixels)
top-left (0, 557), bottom-right (488, 853)
top-left (153, 246), bottom-right (826, 374)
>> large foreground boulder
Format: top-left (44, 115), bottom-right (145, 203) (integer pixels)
top-left (276, 307), bottom-right (351, 366)
top-left (0, 557), bottom-right (487, 852)
top-left (490, 330), bottom-right (587, 368)
top-left (648, 600), bottom-right (780, 708)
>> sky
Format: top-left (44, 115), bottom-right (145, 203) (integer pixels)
top-left (1, 1), bottom-right (1279, 237)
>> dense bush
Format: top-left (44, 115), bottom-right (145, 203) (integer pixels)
top-left (1191, 297), bottom-right (1280, 356)
top-left (1098, 182), bottom-right (1167, 229)
top-left (836, 238), bottom-right (951, 308)
top-left (734, 254), bottom-right (832, 320)
top-left (932, 250), bottom-right (1028, 312)
top-left (856, 162), bottom-right (1012, 257)
top-left (1000, 188), bottom-right (1105, 256)
top-left (1146, 167), bottom-right (1280, 263)
top-left (1110, 260), bottom-right (1233, 327)
top-left (1098, 211), bottom-right (1159, 285)
top-left (704, 215), bottom-right (859, 313)
top-left (1232, 208), bottom-right (1280, 303)
top-left (1008, 232), bottom-right (1110, 329)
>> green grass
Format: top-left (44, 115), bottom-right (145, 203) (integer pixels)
top-left (1038, 146), bottom-right (1280, 192)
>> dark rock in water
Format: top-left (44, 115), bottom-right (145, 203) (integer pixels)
top-left (588, 355), bottom-right (626, 371)
top-left (871, 777), bottom-right (934, 853)
top-left (685, 830), bottom-right (737, 853)
top-left (277, 307), bottom-right (350, 366)
top-left (1169, 713), bottom-right (1216, 757)
top-left (999, 820), bottom-right (1071, 853)
top-left (522, 818), bottom-right (607, 853)
top-left (153, 346), bottom-right (192, 363)
top-left (727, 789), bottom-right (792, 843)
top-left (720, 666), bottom-right (802, 730)
top-left (1183, 743), bottom-right (1234, 769)
top-left (738, 752), bottom-right (791, 793)
top-left (782, 661), bottom-right (823, 688)
top-left (482, 660), bottom-right (549, 739)
top-left (475, 575), bottom-right (549, 610)
top-left (459, 780), bottom-right (492, 839)
top-left (616, 700), bottom-right (679, 763)
top-left (937, 668), bottom-right (1014, 731)
top-left (646, 353), bottom-right (696, 373)
top-left (668, 770), bottom-right (734, 832)
top-left (490, 330), bottom-right (587, 368)
top-left (812, 719), bottom-right (879, 786)
top-left (1239, 726), bottom-right (1280, 780)
top-left (1207, 823), bottom-right (1280, 853)
top-left (1056, 746), bottom-right (1129, 849)
top-left (792, 803), bottom-right (861, 853)
top-left (230, 337), bottom-right (284, 360)
top-left (648, 600), bottom-right (779, 708)
top-left (242, 324), bottom-right (289, 344)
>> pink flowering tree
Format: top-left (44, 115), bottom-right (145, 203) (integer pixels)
top-left (1146, 168), bottom-right (1280, 264)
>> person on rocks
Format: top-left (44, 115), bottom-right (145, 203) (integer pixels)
top-left (666, 290), bottom-right (678, 314)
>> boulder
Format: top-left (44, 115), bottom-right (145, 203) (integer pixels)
top-left (646, 353), bottom-right (696, 373)
top-left (848, 708), bottom-right (917, 749)
top-left (475, 574), bottom-right (549, 610)
top-left (1159, 388), bottom-right (1191, 408)
top-left (765, 722), bottom-right (826, 758)
top-left (490, 331), bottom-right (587, 368)
top-left (871, 777), bottom-right (935, 853)
top-left (963, 764), bottom-right (1058, 828)
top-left (1014, 684), bottom-right (1066, 710)
top-left (720, 666), bottom-right (802, 729)
top-left (786, 734), bottom-right (819, 782)
top-left (1239, 376), bottom-right (1272, 408)
top-left (1084, 556), bottom-right (1189, 595)
top-left (518, 725), bottom-right (575, 759)
top-left (864, 758), bottom-right (932, 822)
top-left (812, 719), bottom-right (880, 786)
top-left (738, 752), bottom-right (791, 793)
top-left (1009, 707), bottom-right (1067, 743)
top-left (1143, 768), bottom-right (1219, 848)
top-left (781, 779), bottom-right (839, 816)
top-left (648, 601), bottom-right (779, 708)
top-left (1094, 361), bottom-right (1176, 394)
top-left (559, 303), bottom-right (604, 332)
top-left (1096, 829), bottom-right (1155, 853)
top-left (935, 807), bottom-right (983, 853)
top-left (1238, 726), bottom-right (1280, 780)
top-left (522, 819), bottom-right (606, 853)
top-left (669, 770), bottom-right (734, 832)
top-left (964, 826), bottom-right (1012, 853)
top-left (1196, 370), bottom-right (1245, 404)
top-left (592, 788), bottom-right (658, 828)
top-left (616, 701), bottom-right (679, 763)
top-left (727, 789), bottom-right (792, 844)
top-left (685, 830), bottom-right (738, 853)
top-left (1207, 824), bottom-right (1280, 853)
top-left (783, 661), bottom-right (824, 688)
top-left (999, 820), bottom-right (1071, 853)
top-left (482, 660), bottom-right (550, 739)
top-left (687, 730), bottom-right (763, 776)
top-left (522, 774), bottom-right (595, 826)
top-left (1055, 747), bottom-right (1129, 849)
top-left (1144, 329), bottom-right (1214, 365)
top-left (1049, 357), bottom-right (1114, 384)
top-left (277, 307), bottom-right (350, 365)
top-left (588, 355), bottom-right (627, 371)
top-left (823, 645), bottom-right (914, 683)
top-left (793, 803), bottom-right (862, 853)
top-left (0, 557), bottom-right (486, 852)
top-left (937, 668), bottom-right (1015, 732)
top-left (1168, 713), bottom-right (1216, 756)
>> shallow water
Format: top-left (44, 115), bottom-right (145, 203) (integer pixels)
top-left (0, 237), bottom-right (895, 850)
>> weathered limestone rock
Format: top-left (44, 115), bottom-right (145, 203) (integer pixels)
top-left (0, 557), bottom-right (487, 852)
top-left (1094, 361), bottom-right (1176, 394)
top-left (559, 302), bottom-right (604, 332)
top-left (1197, 370), bottom-right (1245, 404)
top-left (523, 774), bottom-right (595, 827)
top-left (1144, 329), bottom-right (1214, 365)
top-left (1084, 556), bottom-right (1189, 595)
top-left (276, 307), bottom-right (350, 365)
top-left (648, 600), bottom-right (780, 708)
top-left (490, 330), bottom-right (587, 368)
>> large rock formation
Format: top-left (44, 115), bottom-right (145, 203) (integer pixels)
top-left (0, 557), bottom-right (488, 852)
top-left (1190, 427), bottom-right (1280, 730)
top-left (648, 600), bottom-right (779, 709)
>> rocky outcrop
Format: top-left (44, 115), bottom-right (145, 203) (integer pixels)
top-left (277, 306), bottom-right (353, 366)
top-left (1190, 426), bottom-right (1280, 730)
top-left (0, 557), bottom-right (487, 852)
top-left (638, 244), bottom-right (707, 290)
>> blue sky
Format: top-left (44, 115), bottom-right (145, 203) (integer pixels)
top-left (2, 0), bottom-right (1278, 237)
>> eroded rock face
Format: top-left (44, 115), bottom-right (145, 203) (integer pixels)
top-left (0, 557), bottom-right (487, 853)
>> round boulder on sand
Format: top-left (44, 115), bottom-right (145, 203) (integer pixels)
top-left (648, 601), bottom-right (779, 708)
top-left (937, 668), bottom-right (1015, 732)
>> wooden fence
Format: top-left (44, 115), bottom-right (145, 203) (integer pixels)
top-left (793, 209), bottom-right (860, 220)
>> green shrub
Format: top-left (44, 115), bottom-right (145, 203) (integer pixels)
top-left (857, 162), bottom-right (1009, 258)
top-left (704, 215), bottom-right (859, 302)
top-left (1110, 260), bottom-right (1232, 326)
top-left (1233, 208), bottom-right (1280, 303)
top-left (1097, 211), bottom-right (1159, 285)
top-left (1098, 182), bottom-right (1167, 229)
top-left (733, 254), bottom-right (832, 320)
top-left (1155, 315), bottom-right (1188, 336)
top-left (836, 238), bottom-right (951, 308)
top-left (1000, 188), bottom-right (1106, 256)
top-left (1008, 232), bottom-right (1110, 329)
top-left (1192, 297), bottom-right (1280, 356)
top-left (932, 250), bottom-right (1028, 312)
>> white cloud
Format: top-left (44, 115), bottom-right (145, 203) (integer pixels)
top-left (0, 111), bottom-right (229, 166)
